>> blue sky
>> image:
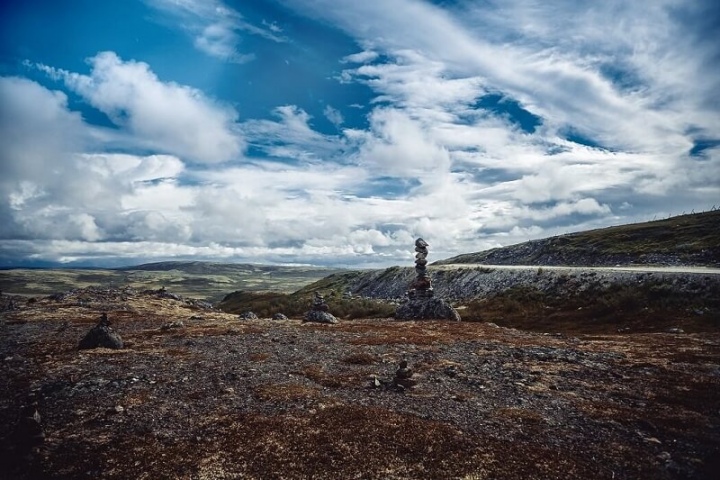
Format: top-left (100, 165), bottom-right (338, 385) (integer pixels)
top-left (1, 0), bottom-right (719, 268)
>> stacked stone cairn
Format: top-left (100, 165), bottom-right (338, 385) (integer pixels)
top-left (78, 313), bottom-right (124, 350)
top-left (395, 238), bottom-right (461, 321)
top-left (303, 292), bottom-right (339, 324)
top-left (410, 238), bottom-right (432, 298)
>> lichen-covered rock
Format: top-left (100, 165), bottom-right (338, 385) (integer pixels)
top-left (303, 310), bottom-right (338, 324)
top-left (78, 314), bottom-right (124, 349)
top-left (394, 297), bottom-right (461, 321)
top-left (161, 320), bottom-right (185, 331)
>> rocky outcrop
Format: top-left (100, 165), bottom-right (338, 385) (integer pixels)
top-left (336, 266), bottom-right (720, 305)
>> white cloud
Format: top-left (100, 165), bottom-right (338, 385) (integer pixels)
top-left (3, 1), bottom-right (719, 267)
top-left (35, 52), bottom-right (244, 163)
top-left (342, 50), bottom-right (378, 64)
top-left (323, 105), bottom-right (344, 129)
top-left (144, 0), bottom-right (284, 62)
top-left (240, 105), bottom-right (343, 161)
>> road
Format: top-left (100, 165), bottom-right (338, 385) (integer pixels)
top-left (437, 264), bottom-right (720, 275)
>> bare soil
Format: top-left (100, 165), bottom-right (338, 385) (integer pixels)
top-left (1, 288), bottom-right (719, 479)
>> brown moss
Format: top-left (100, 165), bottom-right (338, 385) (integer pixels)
top-left (341, 351), bottom-right (378, 365)
top-left (253, 382), bottom-right (319, 401)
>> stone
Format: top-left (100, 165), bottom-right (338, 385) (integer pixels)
top-left (161, 320), bottom-right (185, 330)
top-left (78, 313), bottom-right (124, 350)
top-left (238, 311), bottom-right (259, 320)
top-left (272, 313), bottom-right (289, 320)
top-left (303, 310), bottom-right (339, 324)
top-left (395, 297), bottom-right (461, 321)
top-left (12, 402), bottom-right (44, 453)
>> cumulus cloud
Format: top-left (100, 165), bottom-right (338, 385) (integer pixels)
top-left (34, 52), bottom-right (243, 163)
top-left (3, 1), bottom-right (719, 267)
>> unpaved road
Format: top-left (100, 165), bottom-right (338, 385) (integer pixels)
top-left (437, 264), bottom-right (720, 275)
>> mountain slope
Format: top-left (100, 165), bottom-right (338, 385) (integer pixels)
top-left (435, 210), bottom-right (720, 267)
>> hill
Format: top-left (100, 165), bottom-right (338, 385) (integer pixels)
top-left (435, 210), bottom-right (720, 267)
top-left (0, 262), bottom-right (343, 303)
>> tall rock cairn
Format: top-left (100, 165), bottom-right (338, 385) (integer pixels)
top-left (395, 237), bottom-right (461, 321)
top-left (409, 238), bottom-right (433, 299)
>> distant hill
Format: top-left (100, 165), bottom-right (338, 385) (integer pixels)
top-left (115, 260), bottom-right (335, 276)
top-left (435, 210), bottom-right (720, 267)
top-left (0, 261), bottom-right (344, 302)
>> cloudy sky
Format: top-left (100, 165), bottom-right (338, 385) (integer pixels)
top-left (1, 0), bottom-right (718, 268)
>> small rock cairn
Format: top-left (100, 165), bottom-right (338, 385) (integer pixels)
top-left (395, 238), bottom-right (461, 321)
top-left (78, 313), bottom-right (124, 350)
top-left (303, 292), bottom-right (338, 324)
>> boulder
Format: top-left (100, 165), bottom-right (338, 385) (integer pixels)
top-left (272, 313), bottom-right (288, 320)
top-left (238, 311), bottom-right (259, 320)
top-left (394, 297), bottom-right (461, 321)
top-left (303, 310), bottom-right (339, 324)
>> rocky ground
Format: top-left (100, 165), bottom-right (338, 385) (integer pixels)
top-left (1, 287), bottom-right (720, 479)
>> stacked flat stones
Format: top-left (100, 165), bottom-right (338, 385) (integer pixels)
top-left (409, 238), bottom-right (432, 298)
top-left (303, 292), bottom-right (338, 324)
top-left (78, 313), bottom-right (124, 350)
top-left (395, 238), bottom-right (461, 321)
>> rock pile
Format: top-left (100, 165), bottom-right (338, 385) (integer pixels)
top-left (410, 238), bottom-right (433, 298)
top-left (393, 360), bottom-right (417, 390)
top-left (395, 238), bottom-right (461, 321)
top-left (78, 313), bottom-right (124, 350)
top-left (303, 292), bottom-right (338, 324)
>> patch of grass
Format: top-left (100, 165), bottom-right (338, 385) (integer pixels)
top-left (294, 364), bottom-right (370, 389)
top-left (252, 382), bottom-right (319, 402)
top-left (437, 210), bottom-right (720, 266)
top-left (496, 407), bottom-right (545, 424)
top-left (218, 290), bottom-right (395, 319)
top-left (341, 352), bottom-right (378, 365)
top-left (248, 352), bottom-right (271, 362)
top-left (460, 280), bottom-right (720, 334)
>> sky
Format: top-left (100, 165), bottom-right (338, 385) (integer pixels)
top-left (1, 0), bottom-right (719, 268)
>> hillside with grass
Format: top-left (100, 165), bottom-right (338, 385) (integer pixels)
top-left (435, 210), bottom-right (720, 267)
top-left (0, 262), bottom-right (342, 303)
